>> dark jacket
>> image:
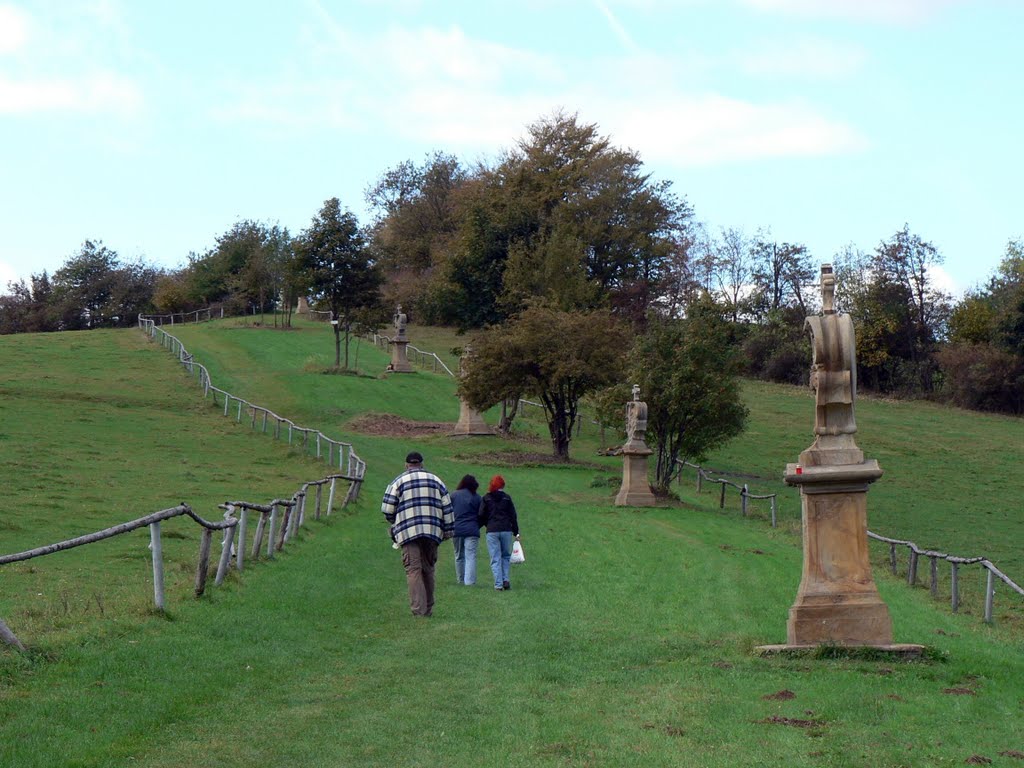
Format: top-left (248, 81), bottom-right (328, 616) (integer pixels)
top-left (451, 488), bottom-right (482, 538)
top-left (479, 490), bottom-right (518, 536)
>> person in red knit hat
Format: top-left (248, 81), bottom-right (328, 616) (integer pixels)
top-left (478, 474), bottom-right (520, 590)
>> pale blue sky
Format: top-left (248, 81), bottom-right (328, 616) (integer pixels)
top-left (1, 0), bottom-right (1021, 296)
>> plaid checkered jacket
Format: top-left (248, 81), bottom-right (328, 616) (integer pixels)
top-left (381, 468), bottom-right (454, 545)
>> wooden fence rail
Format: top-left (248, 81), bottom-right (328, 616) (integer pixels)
top-left (138, 317), bottom-right (367, 482)
top-left (677, 461), bottom-right (779, 526)
top-left (676, 460), bottom-right (1024, 625)
top-left (0, 466), bottom-right (361, 651)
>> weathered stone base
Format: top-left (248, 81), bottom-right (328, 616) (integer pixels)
top-left (450, 400), bottom-right (494, 436)
top-left (756, 643), bottom-right (926, 659)
top-left (787, 595), bottom-right (893, 646)
top-left (614, 451), bottom-right (656, 507)
top-left (390, 341), bottom-right (414, 373)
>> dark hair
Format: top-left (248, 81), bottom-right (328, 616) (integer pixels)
top-left (456, 474), bottom-right (479, 493)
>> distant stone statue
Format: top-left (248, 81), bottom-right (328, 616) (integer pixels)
top-left (615, 384), bottom-right (655, 507)
top-left (394, 305), bottom-right (407, 339)
top-left (802, 264), bottom-right (862, 466)
top-left (623, 384), bottom-right (649, 451)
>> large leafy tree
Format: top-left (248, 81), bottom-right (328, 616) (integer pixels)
top-left (51, 240), bottom-right (121, 329)
top-left (460, 306), bottom-right (629, 459)
top-left (296, 198), bottom-right (383, 369)
top-left (628, 309), bottom-right (748, 491)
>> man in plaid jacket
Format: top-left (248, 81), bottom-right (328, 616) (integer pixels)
top-left (381, 451), bottom-right (454, 617)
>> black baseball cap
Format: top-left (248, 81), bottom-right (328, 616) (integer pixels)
top-left (405, 451), bottom-right (423, 465)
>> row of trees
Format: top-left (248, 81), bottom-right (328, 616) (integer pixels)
top-left (2, 111), bottom-right (1022, 414)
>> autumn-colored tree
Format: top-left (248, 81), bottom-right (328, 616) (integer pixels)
top-left (460, 306), bottom-right (629, 459)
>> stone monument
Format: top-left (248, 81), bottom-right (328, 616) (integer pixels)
top-left (614, 385), bottom-right (656, 507)
top-left (451, 346), bottom-right (494, 436)
top-left (777, 264), bottom-right (897, 647)
top-left (389, 304), bottom-right (414, 373)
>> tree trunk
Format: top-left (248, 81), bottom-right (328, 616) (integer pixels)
top-left (334, 325), bottom-right (342, 368)
top-left (343, 323), bottom-right (351, 370)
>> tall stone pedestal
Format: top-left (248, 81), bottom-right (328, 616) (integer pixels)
top-left (390, 339), bottom-right (413, 373)
top-left (615, 448), bottom-right (656, 507)
top-left (451, 398), bottom-right (494, 436)
top-left (783, 461), bottom-right (892, 646)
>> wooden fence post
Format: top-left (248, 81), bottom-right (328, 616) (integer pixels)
top-left (951, 563), bottom-right (960, 613)
top-left (195, 528), bottom-right (213, 597)
top-left (929, 556), bottom-right (939, 598)
top-left (327, 478), bottom-right (336, 516)
top-left (251, 509), bottom-right (268, 559)
top-left (770, 496), bottom-right (777, 528)
top-left (315, 484), bottom-right (323, 521)
top-left (889, 543), bottom-right (898, 575)
top-left (214, 524), bottom-right (235, 585)
top-left (266, 505), bottom-right (277, 558)
top-left (0, 617), bottom-right (25, 652)
top-left (235, 506), bottom-right (246, 572)
top-left (150, 522), bottom-right (165, 611)
top-left (907, 550), bottom-right (919, 586)
top-left (696, 470), bottom-right (702, 493)
top-left (719, 482), bottom-right (726, 509)
top-left (984, 568), bottom-right (995, 624)
top-left (741, 485), bottom-right (748, 516)
top-left (277, 506), bottom-right (290, 551)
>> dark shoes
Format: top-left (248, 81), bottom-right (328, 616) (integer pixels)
top-left (503, 581), bottom-right (510, 590)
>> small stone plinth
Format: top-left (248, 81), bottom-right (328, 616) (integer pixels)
top-left (450, 399), bottom-right (494, 437)
top-left (755, 643), bottom-right (926, 659)
top-left (614, 448), bottom-right (656, 507)
top-left (390, 339), bottom-right (414, 373)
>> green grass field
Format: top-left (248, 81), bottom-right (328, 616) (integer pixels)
top-left (2, 319), bottom-right (1023, 767)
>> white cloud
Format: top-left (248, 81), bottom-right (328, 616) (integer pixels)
top-left (0, 4), bottom-right (31, 54)
top-left (741, 0), bottom-right (965, 23)
top-left (0, 71), bottom-right (141, 115)
top-left (0, 260), bottom-right (19, 288)
top-left (738, 38), bottom-right (867, 79)
top-left (603, 94), bottom-right (867, 166)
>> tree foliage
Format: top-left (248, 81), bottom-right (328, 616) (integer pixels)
top-left (296, 198), bottom-right (383, 369)
top-left (628, 312), bottom-right (748, 491)
top-left (460, 306), bottom-right (630, 459)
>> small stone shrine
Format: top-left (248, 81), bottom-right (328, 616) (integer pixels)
top-left (389, 304), bottom-right (413, 373)
top-left (451, 346), bottom-right (494, 436)
top-left (768, 264), bottom-right (914, 651)
top-left (614, 385), bottom-right (656, 507)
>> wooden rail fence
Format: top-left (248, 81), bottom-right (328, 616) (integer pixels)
top-left (0, 469), bottom-right (359, 651)
top-left (138, 317), bottom-right (367, 481)
top-left (676, 460), bottom-right (1024, 624)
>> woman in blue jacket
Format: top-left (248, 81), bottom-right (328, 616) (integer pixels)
top-left (450, 474), bottom-right (483, 585)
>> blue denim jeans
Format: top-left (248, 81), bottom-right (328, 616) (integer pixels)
top-left (486, 531), bottom-right (513, 588)
top-left (452, 535), bottom-right (479, 585)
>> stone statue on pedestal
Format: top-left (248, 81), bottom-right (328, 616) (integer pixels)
top-left (389, 304), bottom-right (413, 372)
top-left (615, 384), bottom-right (656, 507)
top-left (761, 263), bottom-right (914, 653)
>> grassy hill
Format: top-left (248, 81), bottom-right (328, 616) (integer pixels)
top-left (1, 319), bottom-right (1023, 767)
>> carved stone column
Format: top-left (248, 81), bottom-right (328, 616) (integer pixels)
top-left (615, 385), bottom-right (656, 507)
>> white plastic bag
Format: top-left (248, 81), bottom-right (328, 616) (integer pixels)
top-left (511, 539), bottom-right (525, 564)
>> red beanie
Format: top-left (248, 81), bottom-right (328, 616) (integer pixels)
top-left (488, 475), bottom-right (505, 493)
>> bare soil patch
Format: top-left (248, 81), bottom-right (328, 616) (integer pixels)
top-left (348, 413), bottom-right (452, 437)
